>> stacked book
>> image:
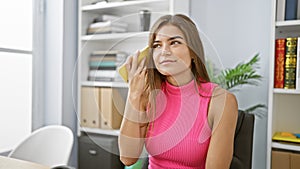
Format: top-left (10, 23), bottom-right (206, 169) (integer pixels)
top-left (87, 14), bottom-right (128, 34)
top-left (88, 50), bottom-right (127, 81)
top-left (274, 37), bottom-right (300, 90)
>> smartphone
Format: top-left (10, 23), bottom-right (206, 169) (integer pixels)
top-left (117, 46), bottom-right (149, 82)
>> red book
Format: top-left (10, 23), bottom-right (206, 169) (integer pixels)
top-left (274, 38), bottom-right (286, 88)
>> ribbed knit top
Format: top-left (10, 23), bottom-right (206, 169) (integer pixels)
top-left (145, 80), bottom-right (215, 169)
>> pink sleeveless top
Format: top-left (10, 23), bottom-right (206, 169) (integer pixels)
top-left (145, 80), bottom-right (216, 169)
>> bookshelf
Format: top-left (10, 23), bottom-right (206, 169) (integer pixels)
top-left (77, 0), bottom-right (189, 137)
top-left (267, 0), bottom-right (300, 169)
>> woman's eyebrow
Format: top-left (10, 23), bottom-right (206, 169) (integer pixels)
top-left (168, 36), bottom-right (184, 41)
top-left (154, 36), bottom-right (184, 43)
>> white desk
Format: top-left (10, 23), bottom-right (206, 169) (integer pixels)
top-left (0, 156), bottom-right (50, 169)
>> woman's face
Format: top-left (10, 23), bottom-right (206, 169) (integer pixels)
top-left (152, 24), bottom-right (193, 85)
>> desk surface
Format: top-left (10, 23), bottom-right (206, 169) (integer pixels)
top-left (0, 156), bottom-right (50, 169)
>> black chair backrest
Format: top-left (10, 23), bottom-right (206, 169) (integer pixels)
top-left (230, 110), bottom-right (255, 169)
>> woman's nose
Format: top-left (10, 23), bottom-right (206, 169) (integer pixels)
top-left (161, 45), bottom-right (171, 55)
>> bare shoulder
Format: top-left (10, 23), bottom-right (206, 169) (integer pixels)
top-left (212, 86), bottom-right (237, 109)
top-left (218, 88), bottom-right (238, 115)
top-left (225, 91), bottom-right (238, 109)
top-left (222, 90), bottom-right (238, 125)
top-left (208, 86), bottom-right (238, 129)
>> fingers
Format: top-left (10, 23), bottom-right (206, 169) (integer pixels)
top-left (125, 56), bottom-right (132, 72)
top-left (125, 51), bottom-right (138, 71)
top-left (136, 56), bottom-right (146, 74)
top-left (126, 50), bottom-right (146, 75)
top-left (131, 50), bottom-right (140, 72)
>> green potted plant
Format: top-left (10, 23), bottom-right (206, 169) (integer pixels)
top-left (206, 53), bottom-right (267, 117)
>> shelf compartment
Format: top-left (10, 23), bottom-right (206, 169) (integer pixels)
top-left (81, 81), bottom-right (128, 88)
top-left (80, 127), bottom-right (120, 136)
top-left (275, 20), bottom-right (300, 37)
top-left (272, 142), bottom-right (300, 152)
top-left (272, 94), bottom-right (300, 134)
top-left (81, 31), bottom-right (149, 41)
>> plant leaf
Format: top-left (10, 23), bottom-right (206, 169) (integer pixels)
top-left (205, 53), bottom-right (267, 117)
top-left (220, 53), bottom-right (262, 91)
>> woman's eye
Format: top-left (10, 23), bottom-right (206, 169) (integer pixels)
top-left (171, 41), bottom-right (181, 45)
top-left (153, 44), bottom-right (161, 48)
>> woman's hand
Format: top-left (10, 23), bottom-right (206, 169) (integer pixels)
top-left (119, 51), bottom-right (149, 164)
top-left (125, 50), bottom-right (147, 99)
top-left (123, 50), bottom-right (149, 124)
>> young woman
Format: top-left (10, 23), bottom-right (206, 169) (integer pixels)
top-left (118, 14), bottom-right (238, 169)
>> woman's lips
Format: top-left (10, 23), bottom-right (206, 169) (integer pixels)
top-left (159, 59), bottom-right (177, 65)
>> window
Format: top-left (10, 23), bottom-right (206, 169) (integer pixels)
top-left (0, 0), bottom-right (32, 152)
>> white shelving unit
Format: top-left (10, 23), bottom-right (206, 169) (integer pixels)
top-left (276, 20), bottom-right (300, 27)
top-left (80, 127), bottom-right (120, 136)
top-left (266, 1), bottom-right (300, 169)
top-left (77, 0), bottom-right (190, 136)
top-left (81, 0), bottom-right (169, 12)
top-left (81, 31), bottom-right (148, 41)
top-left (272, 142), bottom-right (300, 152)
top-left (81, 81), bottom-right (128, 88)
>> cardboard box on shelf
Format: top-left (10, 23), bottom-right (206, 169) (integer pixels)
top-left (81, 87), bottom-right (125, 129)
top-left (291, 152), bottom-right (300, 169)
top-left (81, 87), bottom-right (101, 128)
top-left (272, 150), bottom-right (290, 169)
top-left (100, 88), bottom-right (125, 129)
top-left (272, 150), bottom-right (300, 169)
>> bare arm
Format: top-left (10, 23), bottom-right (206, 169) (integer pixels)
top-left (118, 96), bottom-right (148, 166)
top-left (206, 88), bottom-right (238, 169)
top-left (118, 51), bottom-right (149, 166)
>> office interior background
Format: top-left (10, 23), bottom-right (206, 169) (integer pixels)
top-left (0, 0), bottom-right (273, 168)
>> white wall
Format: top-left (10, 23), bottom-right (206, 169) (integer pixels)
top-left (44, 0), bottom-right (64, 125)
top-left (190, 0), bottom-right (272, 168)
top-left (33, 0), bottom-right (78, 167)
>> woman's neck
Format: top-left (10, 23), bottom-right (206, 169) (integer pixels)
top-left (166, 71), bottom-right (194, 86)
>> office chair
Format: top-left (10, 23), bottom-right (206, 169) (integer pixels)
top-left (230, 110), bottom-right (254, 169)
top-left (141, 110), bottom-right (255, 169)
top-left (8, 125), bottom-right (74, 168)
